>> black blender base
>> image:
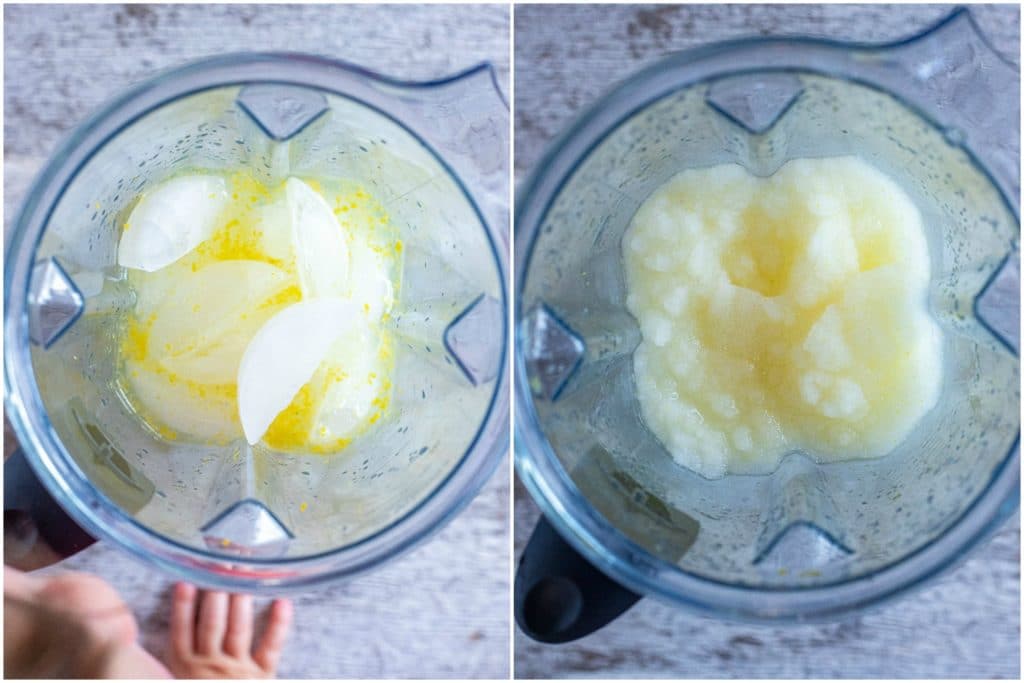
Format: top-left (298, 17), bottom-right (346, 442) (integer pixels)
top-left (4, 448), bottom-right (95, 564)
top-left (515, 515), bottom-right (641, 643)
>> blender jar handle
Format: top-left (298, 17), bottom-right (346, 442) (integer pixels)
top-left (515, 515), bottom-right (641, 643)
top-left (4, 447), bottom-right (95, 560)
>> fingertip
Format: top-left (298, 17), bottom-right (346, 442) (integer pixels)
top-left (273, 598), bottom-right (293, 621)
top-left (231, 591), bottom-right (254, 608)
top-left (174, 582), bottom-right (197, 600)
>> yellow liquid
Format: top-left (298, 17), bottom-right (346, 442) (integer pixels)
top-left (118, 170), bottom-right (401, 452)
top-left (624, 157), bottom-right (942, 479)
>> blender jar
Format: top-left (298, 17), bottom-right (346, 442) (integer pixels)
top-left (515, 8), bottom-right (1018, 635)
top-left (5, 53), bottom-right (508, 591)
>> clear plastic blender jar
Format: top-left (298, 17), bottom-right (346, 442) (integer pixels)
top-left (515, 8), bottom-right (1018, 637)
top-left (5, 53), bottom-right (509, 591)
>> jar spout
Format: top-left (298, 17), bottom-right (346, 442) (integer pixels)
top-left (380, 64), bottom-right (509, 237)
top-left (870, 7), bottom-right (1020, 202)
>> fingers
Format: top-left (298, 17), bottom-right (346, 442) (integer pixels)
top-left (170, 582), bottom-right (198, 660)
top-left (167, 585), bottom-right (288, 677)
top-left (253, 599), bottom-right (293, 675)
top-left (195, 590), bottom-right (229, 655)
top-left (222, 593), bottom-right (254, 657)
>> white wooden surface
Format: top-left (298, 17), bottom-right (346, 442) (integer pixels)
top-left (513, 4), bottom-right (1020, 679)
top-left (4, 4), bottom-right (510, 678)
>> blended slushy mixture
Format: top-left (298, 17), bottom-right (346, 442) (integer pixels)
top-left (623, 157), bottom-right (942, 479)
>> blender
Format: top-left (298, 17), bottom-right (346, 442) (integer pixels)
top-left (5, 53), bottom-right (508, 591)
top-left (515, 7), bottom-right (1019, 639)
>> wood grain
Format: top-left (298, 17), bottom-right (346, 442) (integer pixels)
top-left (4, 3), bottom-right (510, 158)
top-left (4, 3), bottom-right (510, 679)
top-left (513, 3), bottom-right (1019, 679)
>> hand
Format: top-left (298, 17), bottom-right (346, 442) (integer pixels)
top-left (166, 583), bottom-right (293, 679)
top-left (4, 567), bottom-right (169, 678)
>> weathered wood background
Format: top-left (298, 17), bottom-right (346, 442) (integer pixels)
top-left (513, 3), bottom-right (1020, 679)
top-left (4, 4), bottom-right (510, 678)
